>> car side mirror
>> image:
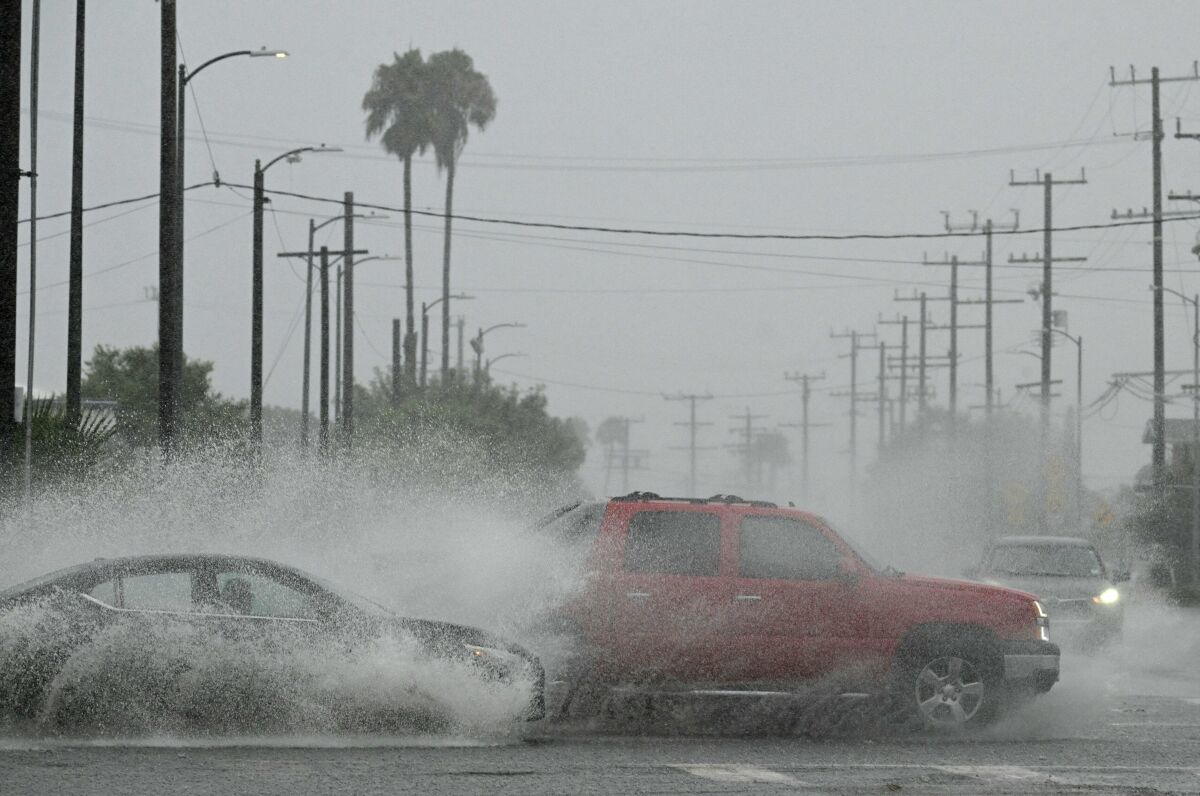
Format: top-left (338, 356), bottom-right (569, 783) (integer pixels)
top-left (833, 559), bottom-right (861, 585)
top-left (1112, 570), bottom-right (1131, 583)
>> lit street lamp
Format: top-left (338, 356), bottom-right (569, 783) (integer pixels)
top-left (176, 47), bottom-right (285, 416)
top-left (251, 145), bottom-right (339, 445)
top-left (471, 323), bottom-right (526, 383)
top-left (420, 294), bottom-right (473, 388)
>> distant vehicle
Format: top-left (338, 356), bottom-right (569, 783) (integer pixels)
top-left (966, 536), bottom-right (1126, 650)
top-left (534, 493), bottom-right (1058, 729)
top-left (0, 554), bottom-right (544, 728)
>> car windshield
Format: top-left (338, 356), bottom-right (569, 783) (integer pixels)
top-left (987, 544), bottom-right (1104, 578)
top-left (815, 517), bottom-right (881, 573)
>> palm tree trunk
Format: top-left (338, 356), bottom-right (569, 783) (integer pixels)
top-left (440, 156), bottom-right (455, 381)
top-left (403, 154), bottom-right (416, 385)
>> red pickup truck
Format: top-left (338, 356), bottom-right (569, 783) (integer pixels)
top-left (538, 493), bottom-right (1058, 729)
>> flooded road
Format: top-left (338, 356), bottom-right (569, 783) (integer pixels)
top-left (4, 604), bottom-right (1198, 794)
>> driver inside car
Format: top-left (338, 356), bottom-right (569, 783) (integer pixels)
top-left (220, 577), bottom-right (254, 615)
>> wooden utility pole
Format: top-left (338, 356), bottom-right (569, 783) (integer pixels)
top-left (392, 318), bottom-right (401, 405)
top-left (319, 247), bottom-right (330, 451)
top-left (782, 372), bottom-right (826, 502)
top-left (1010, 169), bottom-right (1087, 467)
top-left (878, 316), bottom-right (911, 430)
top-left (1109, 63), bottom-right (1200, 481)
top-left (0, 0), bottom-right (20, 442)
top-left (341, 192), bottom-right (355, 445)
top-left (158, 0), bottom-right (179, 453)
top-left (728, 407), bottom-right (768, 492)
top-left (65, 0), bottom-right (85, 424)
top-left (664, 393), bottom-right (713, 496)
top-left (830, 329), bottom-right (876, 490)
top-left (941, 210), bottom-right (1022, 416)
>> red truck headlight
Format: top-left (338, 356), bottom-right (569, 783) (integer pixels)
top-left (1034, 600), bottom-right (1050, 641)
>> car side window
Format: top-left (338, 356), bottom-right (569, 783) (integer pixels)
top-left (120, 572), bottom-right (195, 612)
top-left (624, 510), bottom-right (721, 576)
top-left (739, 516), bottom-right (843, 580)
top-left (88, 578), bottom-right (119, 606)
top-left (213, 571), bottom-right (317, 619)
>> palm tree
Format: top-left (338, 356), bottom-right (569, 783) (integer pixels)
top-left (363, 49), bottom-right (430, 386)
top-left (426, 49), bottom-right (496, 380)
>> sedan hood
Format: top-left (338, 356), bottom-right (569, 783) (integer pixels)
top-left (977, 574), bottom-right (1109, 601)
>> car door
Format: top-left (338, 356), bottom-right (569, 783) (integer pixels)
top-left (204, 563), bottom-right (325, 643)
top-left (728, 513), bottom-right (868, 682)
top-left (602, 505), bottom-right (737, 682)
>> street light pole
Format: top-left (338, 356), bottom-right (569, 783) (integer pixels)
top-left (178, 48), bottom-right (285, 428)
top-left (1047, 327), bottom-right (1083, 532)
top-left (250, 145), bottom-right (338, 448)
top-left (420, 293), bottom-right (473, 388)
top-left (471, 322), bottom-right (527, 384)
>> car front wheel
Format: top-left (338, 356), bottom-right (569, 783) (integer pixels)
top-left (901, 646), bottom-right (1001, 729)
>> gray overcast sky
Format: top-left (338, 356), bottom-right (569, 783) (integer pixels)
top-left (13, 1), bottom-right (1200, 502)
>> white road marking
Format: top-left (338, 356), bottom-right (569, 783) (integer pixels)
top-left (935, 765), bottom-right (1069, 784)
top-left (670, 764), bottom-right (802, 785)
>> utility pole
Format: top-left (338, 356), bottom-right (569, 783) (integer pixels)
top-left (728, 407), bottom-right (768, 492)
top-left (830, 329), bottom-right (876, 490)
top-left (392, 318), bottom-right (401, 405)
top-left (65, 0), bottom-right (85, 425)
top-left (335, 264), bottom-right (341, 420)
top-left (319, 247), bottom-right (330, 451)
top-left (782, 372), bottom-right (826, 503)
top-left (276, 245), bottom-right (366, 446)
top-left (620, 417), bottom-right (645, 493)
top-left (1011, 169), bottom-right (1087, 471)
top-left (878, 316), bottom-right (911, 430)
top-left (664, 393), bottom-right (713, 496)
top-left (341, 192), bottom-right (354, 446)
top-left (158, 0), bottom-right (179, 454)
top-left (1109, 64), bottom-right (1200, 482)
top-left (922, 251), bottom-right (989, 428)
top-left (941, 210), bottom-right (1022, 415)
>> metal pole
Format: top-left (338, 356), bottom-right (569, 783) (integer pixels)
top-left (341, 192), bottom-right (354, 444)
top-left (688, 396), bottom-right (698, 496)
top-left (319, 246), bottom-right (329, 452)
top-left (849, 331), bottom-right (858, 489)
top-left (420, 305), bottom-right (429, 388)
top-left (175, 62), bottom-right (185, 414)
top-left (391, 318), bottom-right (401, 404)
top-left (1152, 69), bottom-right (1166, 480)
top-left (1077, 336), bottom-right (1083, 532)
top-left (918, 294), bottom-right (928, 416)
top-left (1192, 299), bottom-right (1199, 583)
top-left (456, 316), bottom-right (465, 376)
top-left (949, 256), bottom-right (958, 427)
top-left (300, 219), bottom-right (314, 448)
top-left (24, 0), bottom-right (40, 499)
top-left (334, 264), bottom-right (341, 422)
top-left (878, 342), bottom-right (886, 446)
top-left (158, 0), bottom-right (178, 453)
top-left (801, 376), bottom-right (811, 502)
top-left (65, 0), bottom-right (84, 425)
top-left (0, 0), bottom-right (21, 440)
top-left (250, 160), bottom-right (263, 446)
top-left (985, 220), bottom-right (994, 416)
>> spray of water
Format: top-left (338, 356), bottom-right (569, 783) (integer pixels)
top-left (0, 429), bottom-right (587, 741)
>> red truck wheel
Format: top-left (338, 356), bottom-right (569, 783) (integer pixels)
top-left (900, 645), bottom-right (1002, 729)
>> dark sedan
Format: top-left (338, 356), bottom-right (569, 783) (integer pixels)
top-left (0, 554), bottom-right (544, 733)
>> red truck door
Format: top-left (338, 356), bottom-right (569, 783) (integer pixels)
top-left (727, 513), bottom-right (876, 681)
top-left (599, 505), bottom-right (738, 682)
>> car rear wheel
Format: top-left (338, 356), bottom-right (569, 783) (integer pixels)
top-left (899, 645), bottom-right (1001, 729)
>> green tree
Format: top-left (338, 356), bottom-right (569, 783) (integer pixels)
top-left (363, 48), bottom-right (431, 386)
top-left (426, 49), bottom-right (497, 379)
top-left (80, 344), bottom-right (246, 447)
top-left (355, 368), bottom-right (585, 483)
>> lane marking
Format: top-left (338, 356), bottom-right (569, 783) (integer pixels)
top-left (935, 765), bottom-right (1046, 782)
top-left (669, 764), bottom-right (802, 785)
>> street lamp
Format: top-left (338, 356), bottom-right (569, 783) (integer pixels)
top-left (420, 294), bottom-right (474, 388)
top-left (485, 352), bottom-right (526, 374)
top-left (330, 254), bottom-right (400, 419)
top-left (1155, 285), bottom-right (1200, 584)
top-left (176, 47), bottom-right (286, 418)
top-left (471, 323), bottom-right (527, 383)
top-left (1046, 326), bottom-right (1083, 533)
top-left (251, 144), bottom-right (339, 446)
